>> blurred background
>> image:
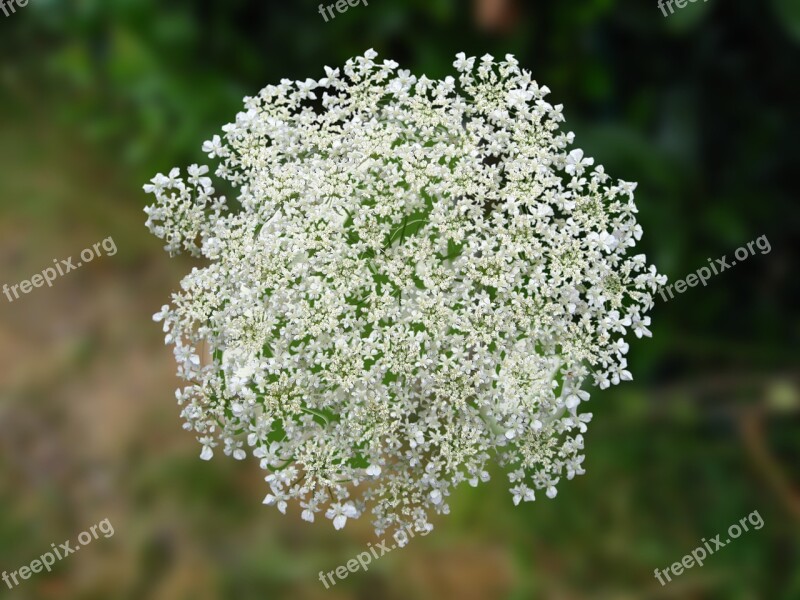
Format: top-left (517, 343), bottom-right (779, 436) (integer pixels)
top-left (1, 0), bottom-right (798, 598)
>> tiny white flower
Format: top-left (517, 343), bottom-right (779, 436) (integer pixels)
top-left (201, 135), bottom-right (224, 158)
top-left (325, 502), bottom-right (359, 530)
top-left (565, 394), bottom-right (581, 411)
top-left (510, 485), bottom-right (535, 505)
top-left (565, 148), bottom-right (594, 175)
top-left (453, 52), bottom-right (474, 72)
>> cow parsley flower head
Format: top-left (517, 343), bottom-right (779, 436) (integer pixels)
top-left (145, 50), bottom-right (665, 537)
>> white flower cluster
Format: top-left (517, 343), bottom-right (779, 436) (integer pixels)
top-left (144, 50), bottom-right (665, 538)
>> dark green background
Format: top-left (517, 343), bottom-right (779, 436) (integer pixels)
top-left (1, 0), bottom-right (798, 598)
